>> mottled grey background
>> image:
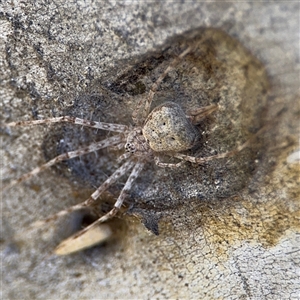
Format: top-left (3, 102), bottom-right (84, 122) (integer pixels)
top-left (1, 2), bottom-right (299, 299)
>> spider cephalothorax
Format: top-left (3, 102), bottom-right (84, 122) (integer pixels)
top-left (124, 127), bottom-right (152, 157)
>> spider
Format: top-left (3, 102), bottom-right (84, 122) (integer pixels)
top-left (3, 41), bottom-right (263, 253)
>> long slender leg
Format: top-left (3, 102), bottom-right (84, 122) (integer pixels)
top-left (154, 156), bottom-right (184, 168)
top-left (3, 135), bottom-right (123, 190)
top-left (6, 116), bottom-right (128, 132)
top-left (34, 159), bottom-right (136, 226)
top-left (187, 104), bottom-right (219, 125)
top-left (173, 144), bottom-right (247, 164)
top-left (132, 45), bottom-right (195, 126)
top-left (117, 152), bottom-right (132, 163)
top-left (172, 126), bottom-right (268, 164)
top-left (70, 161), bottom-right (144, 240)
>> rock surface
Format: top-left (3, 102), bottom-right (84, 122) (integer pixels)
top-left (1, 2), bottom-right (299, 299)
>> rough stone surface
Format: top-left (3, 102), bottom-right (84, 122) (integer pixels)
top-left (1, 2), bottom-right (299, 299)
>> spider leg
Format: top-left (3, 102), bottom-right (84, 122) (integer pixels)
top-left (34, 158), bottom-right (136, 226)
top-left (154, 156), bottom-right (185, 168)
top-left (117, 152), bottom-right (132, 163)
top-left (172, 125), bottom-right (268, 164)
top-left (173, 146), bottom-right (246, 164)
top-left (67, 160), bottom-right (144, 241)
top-left (3, 135), bottom-right (123, 190)
top-left (98, 160), bottom-right (145, 222)
top-left (111, 142), bottom-right (126, 151)
top-left (187, 104), bottom-right (219, 125)
top-left (6, 116), bottom-right (128, 132)
top-left (132, 45), bottom-right (195, 125)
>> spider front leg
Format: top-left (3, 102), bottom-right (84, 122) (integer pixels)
top-left (97, 160), bottom-right (145, 223)
top-left (6, 116), bottom-right (128, 132)
top-left (3, 135), bottom-right (123, 190)
top-left (34, 158), bottom-right (136, 226)
top-left (54, 160), bottom-right (143, 255)
top-left (65, 160), bottom-right (145, 241)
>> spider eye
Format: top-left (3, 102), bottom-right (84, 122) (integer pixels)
top-left (125, 143), bottom-right (136, 153)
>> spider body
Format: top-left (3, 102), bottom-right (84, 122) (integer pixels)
top-left (142, 102), bottom-right (199, 152)
top-left (124, 127), bottom-right (152, 157)
top-left (4, 43), bottom-right (211, 237)
top-left (125, 101), bottom-right (199, 160)
top-left (3, 36), bottom-right (267, 254)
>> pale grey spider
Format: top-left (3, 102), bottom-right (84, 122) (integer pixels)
top-left (4, 42), bottom-right (261, 247)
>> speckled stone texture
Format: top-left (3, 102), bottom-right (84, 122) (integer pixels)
top-left (1, 2), bottom-right (299, 299)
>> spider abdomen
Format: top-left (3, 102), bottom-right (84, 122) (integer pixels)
top-left (143, 102), bottom-right (199, 152)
